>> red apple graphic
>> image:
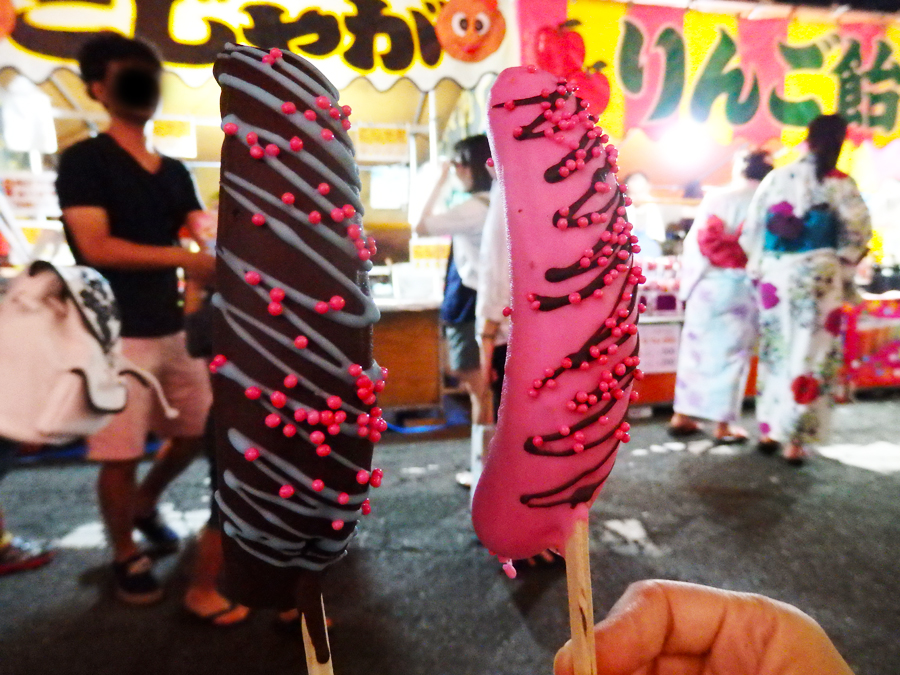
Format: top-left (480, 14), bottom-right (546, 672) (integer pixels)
top-left (567, 62), bottom-right (611, 116)
top-left (535, 19), bottom-right (585, 77)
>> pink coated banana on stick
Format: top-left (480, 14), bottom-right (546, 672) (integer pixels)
top-left (472, 66), bottom-right (645, 563)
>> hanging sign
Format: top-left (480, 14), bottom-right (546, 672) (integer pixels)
top-left (549, 0), bottom-right (900, 148)
top-left (0, 0), bottom-right (518, 91)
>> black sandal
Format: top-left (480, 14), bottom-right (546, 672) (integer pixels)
top-left (757, 440), bottom-right (781, 455)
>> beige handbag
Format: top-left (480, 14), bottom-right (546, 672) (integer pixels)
top-left (0, 261), bottom-right (176, 445)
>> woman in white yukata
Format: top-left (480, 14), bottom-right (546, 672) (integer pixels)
top-left (743, 115), bottom-right (871, 465)
top-left (669, 151), bottom-right (773, 442)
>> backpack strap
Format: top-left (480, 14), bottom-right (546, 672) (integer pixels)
top-left (118, 357), bottom-right (180, 421)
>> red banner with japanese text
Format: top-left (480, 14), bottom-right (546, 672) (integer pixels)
top-left (552, 1), bottom-right (900, 149)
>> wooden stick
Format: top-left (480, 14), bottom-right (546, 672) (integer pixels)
top-left (565, 518), bottom-right (597, 675)
top-left (301, 595), bottom-right (334, 675)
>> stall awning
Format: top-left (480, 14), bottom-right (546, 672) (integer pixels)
top-left (0, 0), bottom-right (519, 92)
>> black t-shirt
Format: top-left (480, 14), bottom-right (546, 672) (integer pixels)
top-left (55, 134), bottom-right (203, 337)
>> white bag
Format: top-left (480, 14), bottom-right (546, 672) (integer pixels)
top-left (0, 261), bottom-right (176, 445)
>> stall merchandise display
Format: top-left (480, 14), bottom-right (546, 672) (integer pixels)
top-left (211, 44), bottom-right (384, 673)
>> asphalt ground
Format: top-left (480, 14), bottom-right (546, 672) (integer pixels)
top-left (1, 396), bottom-right (899, 675)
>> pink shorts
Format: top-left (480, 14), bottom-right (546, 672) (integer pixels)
top-left (87, 331), bottom-right (212, 462)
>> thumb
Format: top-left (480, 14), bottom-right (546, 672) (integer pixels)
top-left (553, 639), bottom-right (574, 675)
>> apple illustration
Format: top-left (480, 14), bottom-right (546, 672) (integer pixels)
top-left (0, 0), bottom-right (14, 39)
top-left (535, 19), bottom-right (585, 77)
top-left (567, 61), bottom-right (611, 116)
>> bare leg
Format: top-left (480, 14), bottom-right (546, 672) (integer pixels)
top-left (456, 368), bottom-right (491, 426)
top-left (97, 460), bottom-right (141, 563)
top-left (184, 526), bottom-right (249, 624)
top-left (135, 436), bottom-right (204, 519)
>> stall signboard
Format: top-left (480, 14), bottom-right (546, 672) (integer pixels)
top-left (1, 0), bottom-right (518, 91)
top-left (559, 0), bottom-right (900, 149)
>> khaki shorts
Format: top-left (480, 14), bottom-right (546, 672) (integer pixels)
top-left (87, 331), bottom-right (212, 462)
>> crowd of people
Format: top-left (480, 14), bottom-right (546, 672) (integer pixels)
top-left (0, 32), bottom-right (871, 672)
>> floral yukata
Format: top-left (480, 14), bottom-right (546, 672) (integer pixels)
top-left (743, 155), bottom-right (871, 446)
top-left (674, 182), bottom-right (760, 423)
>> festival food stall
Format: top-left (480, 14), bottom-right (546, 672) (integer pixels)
top-left (523, 0), bottom-right (900, 403)
top-left (0, 0), bottom-right (521, 410)
top-left (1, 0), bottom-right (898, 411)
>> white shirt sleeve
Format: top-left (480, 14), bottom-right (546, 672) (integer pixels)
top-left (476, 182), bottom-right (510, 344)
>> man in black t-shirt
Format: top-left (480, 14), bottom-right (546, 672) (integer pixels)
top-left (56, 34), bottom-right (216, 605)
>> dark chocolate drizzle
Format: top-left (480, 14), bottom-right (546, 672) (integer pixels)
top-left (494, 79), bottom-right (642, 510)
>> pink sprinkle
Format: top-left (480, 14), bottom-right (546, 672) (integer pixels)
top-left (327, 395), bottom-right (342, 410)
top-left (284, 374), bottom-right (298, 388)
top-left (279, 485), bottom-right (294, 498)
top-left (580, 257), bottom-right (591, 268)
top-left (486, 157), bottom-right (494, 167)
top-left (244, 447), bottom-right (260, 461)
top-left (312, 479), bottom-right (325, 492)
top-left (282, 101), bottom-right (297, 114)
top-left (502, 306), bottom-right (512, 317)
top-left (281, 192), bottom-right (295, 205)
top-left (573, 443), bottom-right (585, 453)
top-left (502, 561), bottom-right (517, 579)
top-left (307, 410), bottom-right (321, 425)
top-left (294, 408), bottom-right (308, 423)
top-left (311, 431), bottom-right (326, 444)
top-left (329, 208), bottom-right (343, 222)
top-left (270, 287), bottom-right (285, 302)
top-left (245, 386), bottom-right (261, 400)
top-left (347, 224), bottom-right (361, 239)
top-left (308, 211), bottom-right (322, 225)
top-left (321, 129), bottom-right (335, 141)
top-left (357, 470), bottom-right (370, 484)
top-left (513, 127), bottom-right (522, 138)
top-left (559, 426), bottom-right (570, 436)
top-left (532, 436), bottom-right (544, 447)
top-left (249, 145), bottom-right (264, 159)
top-left (569, 293), bottom-right (582, 304)
top-left (271, 391), bottom-right (287, 408)
top-left (337, 492), bottom-right (350, 505)
top-left (556, 218), bottom-right (568, 230)
top-left (251, 213), bottom-right (265, 227)
top-left (546, 379), bottom-right (557, 389)
top-left (304, 109), bottom-right (317, 121)
top-left (329, 296), bottom-right (345, 311)
top-left (361, 499), bottom-right (372, 515)
top-left (370, 468), bottom-right (384, 487)
top-left (290, 136), bottom-right (303, 151)
top-left (318, 182), bottom-right (330, 195)
top-left (357, 426), bottom-right (369, 437)
top-left (265, 414), bottom-right (281, 428)
top-left (315, 96), bottom-right (330, 109)
top-left (332, 520), bottom-right (345, 530)
top-left (315, 301), bottom-right (329, 314)
top-left (369, 430), bottom-right (382, 443)
top-left (268, 302), bottom-right (283, 316)
top-left (528, 389), bottom-right (538, 398)
top-left (265, 143), bottom-right (279, 156)
top-left (577, 217), bottom-right (588, 228)
top-left (223, 122), bottom-right (238, 135)
top-left (316, 444), bottom-right (331, 457)
top-left (527, 64), bottom-right (538, 72)
top-left (321, 411), bottom-right (334, 425)
top-left (342, 105), bottom-right (352, 116)
top-left (358, 249), bottom-right (371, 262)
top-left (329, 107), bottom-right (341, 119)
top-left (269, 48), bottom-right (283, 59)
top-left (294, 335), bottom-right (308, 349)
top-left (283, 424), bottom-right (297, 438)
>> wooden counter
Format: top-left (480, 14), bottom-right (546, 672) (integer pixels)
top-left (372, 299), bottom-right (442, 409)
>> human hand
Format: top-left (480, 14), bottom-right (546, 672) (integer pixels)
top-left (182, 251), bottom-right (216, 287)
top-left (554, 580), bottom-right (854, 675)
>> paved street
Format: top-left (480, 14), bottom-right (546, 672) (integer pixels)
top-left (1, 396), bottom-right (899, 675)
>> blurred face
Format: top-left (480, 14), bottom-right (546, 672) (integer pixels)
top-left (89, 59), bottom-right (161, 124)
top-left (453, 156), bottom-right (474, 192)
